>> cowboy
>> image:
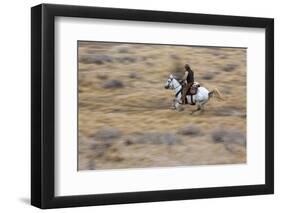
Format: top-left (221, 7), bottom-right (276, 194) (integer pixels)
top-left (181, 64), bottom-right (194, 104)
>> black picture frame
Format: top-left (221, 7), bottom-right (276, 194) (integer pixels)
top-left (31, 3), bottom-right (274, 209)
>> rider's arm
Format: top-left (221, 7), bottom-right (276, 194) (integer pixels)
top-left (182, 71), bottom-right (188, 81)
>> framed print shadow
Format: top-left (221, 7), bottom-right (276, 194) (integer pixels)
top-left (31, 3), bottom-right (274, 209)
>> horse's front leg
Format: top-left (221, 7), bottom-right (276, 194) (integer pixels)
top-left (171, 99), bottom-right (182, 111)
top-left (171, 98), bottom-right (176, 110)
top-left (175, 101), bottom-right (184, 112)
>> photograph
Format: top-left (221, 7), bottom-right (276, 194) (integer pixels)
top-left (30, 3), bottom-right (274, 209)
top-left (78, 41), bottom-right (247, 170)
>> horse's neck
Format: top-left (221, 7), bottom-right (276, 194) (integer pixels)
top-left (173, 80), bottom-right (182, 95)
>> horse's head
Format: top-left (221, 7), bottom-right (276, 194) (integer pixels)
top-left (164, 74), bottom-right (175, 89)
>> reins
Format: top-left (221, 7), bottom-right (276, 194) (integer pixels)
top-left (170, 78), bottom-right (182, 98)
top-left (175, 87), bottom-right (182, 98)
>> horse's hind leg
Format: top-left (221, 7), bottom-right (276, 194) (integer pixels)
top-left (190, 104), bottom-right (201, 115)
top-left (191, 100), bottom-right (207, 115)
top-left (199, 104), bottom-right (205, 114)
top-left (199, 100), bottom-right (209, 114)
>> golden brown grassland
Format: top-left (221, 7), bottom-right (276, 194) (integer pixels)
top-left (78, 41), bottom-right (247, 170)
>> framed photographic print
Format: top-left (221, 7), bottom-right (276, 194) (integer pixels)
top-left (31, 3), bottom-right (274, 209)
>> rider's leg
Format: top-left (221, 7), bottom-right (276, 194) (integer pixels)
top-left (182, 86), bottom-right (187, 104)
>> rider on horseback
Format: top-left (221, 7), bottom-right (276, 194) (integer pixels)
top-left (181, 64), bottom-right (195, 104)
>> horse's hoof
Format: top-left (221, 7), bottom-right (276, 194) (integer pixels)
top-left (200, 110), bottom-right (205, 115)
top-left (177, 107), bottom-right (184, 112)
top-left (190, 110), bottom-right (197, 115)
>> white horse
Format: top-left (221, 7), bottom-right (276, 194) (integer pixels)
top-left (164, 74), bottom-right (223, 114)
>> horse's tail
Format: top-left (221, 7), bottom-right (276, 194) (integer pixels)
top-left (209, 88), bottom-right (224, 101)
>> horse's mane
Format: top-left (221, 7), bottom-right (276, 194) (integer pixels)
top-left (172, 76), bottom-right (183, 85)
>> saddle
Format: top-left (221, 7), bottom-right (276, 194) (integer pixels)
top-left (187, 82), bottom-right (200, 95)
top-left (179, 82), bottom-right (200, 105)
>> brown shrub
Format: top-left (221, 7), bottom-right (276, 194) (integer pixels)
top-left (178, 125), bottom-right (201, 136)
top-left (211, 128), bottom-right (246, 146)
top-left (126, 132), bottom-right (182, 145)
top-left (102, 80), bottom-right (124, 89)
top-left (93, 127), bottom-right (121, 141)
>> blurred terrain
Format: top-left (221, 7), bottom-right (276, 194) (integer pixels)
top-left (78, 41), bottom-right (247, 170)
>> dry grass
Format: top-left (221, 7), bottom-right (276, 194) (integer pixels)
top-left (78, 41), bottom-right (247, 170)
